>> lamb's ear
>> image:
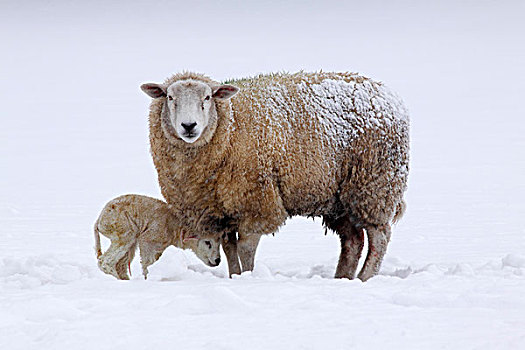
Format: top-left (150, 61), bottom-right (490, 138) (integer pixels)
top-left (183, 235), bottom-right (199, 243)
top-left (212, 84), bottom-right (239, 99)
top-left (140, 83), bottom-right (167, 98)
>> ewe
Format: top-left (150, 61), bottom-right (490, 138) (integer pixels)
top-left (142, 71), bottom-right (409, 281)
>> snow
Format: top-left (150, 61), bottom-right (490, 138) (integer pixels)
top-left (301, 76), bottom-right (409, 138)
top-left (1, 1), bottom-right (525, 349)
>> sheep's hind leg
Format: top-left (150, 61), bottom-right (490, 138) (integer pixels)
top-left (237, 233), bottom-right (261, 272)
top-left (357, 224), bottom-right (391, 281)
top-left (221, 231), bottom-right (242, 277)
top-left (326, 215), bottom-right (365, 279)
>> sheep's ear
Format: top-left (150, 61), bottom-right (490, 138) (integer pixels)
top-left (212, 84), bottom-right (239, 99)
top-left (140, 83), bottom-right (167, 98)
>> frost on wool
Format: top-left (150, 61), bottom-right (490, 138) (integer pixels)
top-left (225, 72), bottom-right (410, 222)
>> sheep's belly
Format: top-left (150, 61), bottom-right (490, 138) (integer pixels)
top-left (277, 169), bottom-right (341, 218)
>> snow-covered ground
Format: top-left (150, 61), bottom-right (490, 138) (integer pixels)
top-left (1, 1), bottom-right (524, 349)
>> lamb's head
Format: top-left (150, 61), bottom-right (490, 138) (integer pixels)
top-left (183, 235), bottom-right (222, 267)
top-left (141, 79), bottom-right (239, 145)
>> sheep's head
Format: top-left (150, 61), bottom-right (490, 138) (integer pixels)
top-left (141, 79), bottom-right (238, 145)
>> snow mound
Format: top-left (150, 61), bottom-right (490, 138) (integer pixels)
top-left (3, 253), bottom-right (523, 291)
top-left (502, 254), bottom-right (525, 268)
top-left (0, 256), bottom-right (98, 289)
top-left (379, 254), bottom-right (525, 280)
top-left (131, 252), bottom-right (525, 282)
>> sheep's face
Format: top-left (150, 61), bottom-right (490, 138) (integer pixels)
top-left (186, 238), bottom-right (221, 267)
top-left (141, 79), bottom-right (239, 145)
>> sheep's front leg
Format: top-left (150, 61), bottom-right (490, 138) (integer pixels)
top-left (221, 231), bottom-right (242, 277)
top-left (357, 224), bottom-right (391, 281)
top-left (237, 233), bottom-right (261, 272)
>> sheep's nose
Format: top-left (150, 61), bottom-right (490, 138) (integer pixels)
top-left (214, 257), bottom-right (221, 265)
top-left (181, 122), bottom-right (197, 132)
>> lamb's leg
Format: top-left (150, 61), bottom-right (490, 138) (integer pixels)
top-left (333, 218), bottom-right (365, 279)
top-left (98, 237), bottom-right (136, 280)
top-left (115, 255), bottom-right (130, 280)
top-left (237, 233), bottom-right (261, 272)
top-left (221, 231), bottom-right (241, 277)
top-left (115, 242), bottom-right (137, 279)
top-left (139, 242), bottom-right (165, 280)
top-left (357, 224), bottom-right (391, 281)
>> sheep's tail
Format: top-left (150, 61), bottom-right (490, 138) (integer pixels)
top-left (94, 218), bottom-right (103, 259)
top-left (392, 200), bottom-right (406, 225)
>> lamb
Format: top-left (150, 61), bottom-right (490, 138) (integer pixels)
top-left (141, 71), bottom-right (409, 281)
top-left (94, 194), bottom-right (221, 280)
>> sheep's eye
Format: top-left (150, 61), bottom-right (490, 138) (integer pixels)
top-left (168, 96), bottom-right (173, 101)
top-left (204, 95), bottom-right (210, 101)
top-left (205, 241), bottom-right (212, 248)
